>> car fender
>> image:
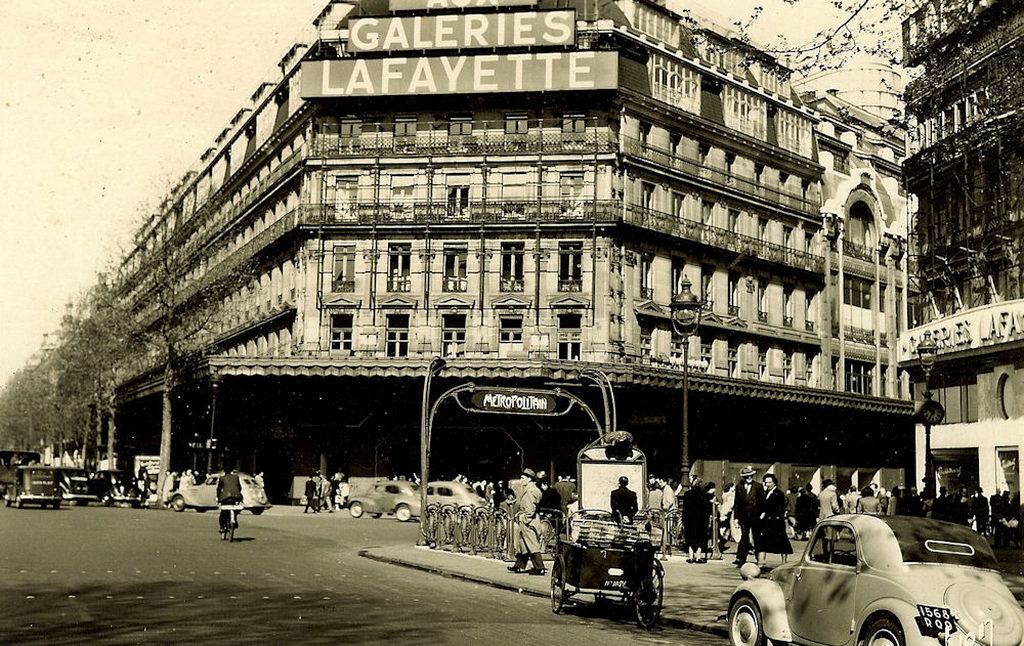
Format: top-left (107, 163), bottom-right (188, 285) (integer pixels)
top-left (857, 597), bottom-right (936, 646)
top-left (731, 579), bottom-right (792, 643)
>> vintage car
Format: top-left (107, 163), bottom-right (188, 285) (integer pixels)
top-left (426, 480), bottom-right (488, 509)
top-left (57, 467), bottom-right (100, 505)
top-left (348, 479), bottom-right (421, 521)
top-left (89, 470), bottom-right (143, 507)
top-left (169, 471), bottom-right (270, 515)
top-left (347, 480), bottom-right (488, 521)
top-left (727, 514), bottom-right (1024, 646)
top-left (4, 465), bottom-right (62, 509)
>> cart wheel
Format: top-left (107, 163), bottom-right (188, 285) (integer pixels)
top-left (550, 556), bottom-right (566, 614)
top-left (635, 561), bottom-right (664, 630)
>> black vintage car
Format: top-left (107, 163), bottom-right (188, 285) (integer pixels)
top-left (57, 467), bottom-right (100, 505)
top-left (4, 465), bottom-right (62, 509)
top-left (88, 470), bottom-right (142, 508)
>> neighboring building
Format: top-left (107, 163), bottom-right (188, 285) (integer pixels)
top-left (901, 0), bottom-right (1023, 499)
top-left (113, 0), bottom-right (912, 503)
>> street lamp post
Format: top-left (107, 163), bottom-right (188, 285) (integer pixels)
top-left (669, 276), bottom-right (704, 492)
top-left (915, 331), bottom-right (942, 495)
top-left (419, 357), bottom-right (446, 546)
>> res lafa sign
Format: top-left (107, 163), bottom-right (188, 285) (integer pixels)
top-left (301, 52), bottom-right (618, 98)
top-left (462, 387), bottom-right (569, 416)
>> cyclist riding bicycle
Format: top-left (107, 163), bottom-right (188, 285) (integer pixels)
top-left (217, 468), bottom-right (243, 541)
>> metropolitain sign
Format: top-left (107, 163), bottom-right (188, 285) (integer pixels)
top-left (348, 10), bottom-right (575, 52)
top-left (389, 0), bottom-right (536, 11)
top-left (300, 52), bottom-right (618, 97)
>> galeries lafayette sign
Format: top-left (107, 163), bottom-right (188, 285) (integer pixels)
top-left (301, 52), bottom-right (618, 97)
top-left (899, 299), bottom-right (1024, 361)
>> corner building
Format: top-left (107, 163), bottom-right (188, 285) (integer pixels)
top-left (901, 0), bottom-right (1023, 500)
top-left (115, 0), bottom-right (912, 502)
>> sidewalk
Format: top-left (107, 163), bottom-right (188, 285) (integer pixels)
top-left (361, 544), bottom-right (738, 635)
top-left (361, 542), bottom-right (1024, 636)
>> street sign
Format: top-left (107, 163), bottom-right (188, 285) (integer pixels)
top-left (463, 387), bottom-right (567, 416)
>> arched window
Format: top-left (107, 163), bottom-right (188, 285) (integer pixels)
top-left (847, 201), bottom-right (875, 249)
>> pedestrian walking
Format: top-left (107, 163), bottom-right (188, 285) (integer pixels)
top-left (793, 483), bottom-right (817, 540)
top-left (553, 475), bottom-right (577, 518)
top-left (754, 473), bottom-right (792, 568)
top-left (718, 482), bottom-right (737, 550)
top-left (732, 466), bottom-right (764, 567)
top-left (817, 479), bottom-right (840, 521)
top-left (682, 477), bottom-right (711, 563)
top-left (508, 468), bottom-right (546, 575)
top-left (972, 488), bottom-right (990, 535)
top-left (856, 486), bottom-right (882, 514)
top-left (161, 470), bottom-right (177, 508)
top-left (661, 478), bottom-right (678, 511)
top-left (303, 473), bottom-right (318, 513)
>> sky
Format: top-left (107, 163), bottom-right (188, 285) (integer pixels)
top-left (0, 0), bottom-right (897, 389)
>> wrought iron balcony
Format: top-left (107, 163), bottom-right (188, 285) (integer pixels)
top-left (728, 305), bottom-right (740, 316)
top-left (621, 136), bottom-right (818, 216)
top-left (332, 279), bottom-right (355, 293)
top-left (500, 278), bottom-right (525, 292)
top-left (312, 126), bottom-right (615, 159)
top-left (843, 239), bottom-right (876, 263)
top-left (844, 326), bottom-right (876, 345)
top-left (558, 278), bottom-right (583, 292)
top-left (443, 277), bottom-right (468, 293)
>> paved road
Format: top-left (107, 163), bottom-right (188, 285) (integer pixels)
top-left (0, 505), bottom-right (726, 645)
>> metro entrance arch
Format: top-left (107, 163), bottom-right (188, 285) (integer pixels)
top-left (418, 362), bottom-right (611, 542)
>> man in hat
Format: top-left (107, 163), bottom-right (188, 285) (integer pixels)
top-left (733, 466), bottom-right (765, 566)
top-left (508, 468), bottom-right (546, 575)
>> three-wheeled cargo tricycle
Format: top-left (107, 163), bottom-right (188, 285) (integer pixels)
top-left (549, 431), bottom-right (665, 629)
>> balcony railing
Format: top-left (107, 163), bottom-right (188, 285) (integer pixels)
top-left (844, 326), bottom-right (876, 345)
top-left (302, 200), bottom-right (621, 225)
top-left (332, 279), bottom-right (355, 293)
top-left (621, 136), bottom-right (818, 216)
top-left (387, 277), bottom-right (411, 292)
top-left (623, 205), bottom-right (825, 274)
top-left (783, 315), bottom-right (794, 328)
top-left (757, 311), bottom-right (769, 323)
top-left (443, 277), bottom-right (468, 292)
top-left (312, 127), bottom-right (615, 159)
top-left (843, 239), bottom-right (876, 263)
top-left (500, 278), bottom-right (525, 292)
top-left (559, 279), bottom-right (583, 292)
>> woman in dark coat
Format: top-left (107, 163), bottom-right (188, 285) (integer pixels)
top-left (754, 473), bottom-right (793, 567)
top-left (682, 477), bottom-right (712, 563)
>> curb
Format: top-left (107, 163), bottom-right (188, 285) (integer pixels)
top-left (358, 548), bottom-right (729, 637)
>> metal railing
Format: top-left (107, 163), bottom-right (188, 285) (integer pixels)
top-left (312, 127), bottom-right (616, 159)
top-left (421, 505), bottom-right (695, 562)
top-left (621, 136), bottom-right (819, 216)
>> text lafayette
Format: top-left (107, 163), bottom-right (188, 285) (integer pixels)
top-left (301, 52), bottom-right (618, 97)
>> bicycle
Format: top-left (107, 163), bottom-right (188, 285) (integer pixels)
top-left (219, 501), bottom-right (243, 542)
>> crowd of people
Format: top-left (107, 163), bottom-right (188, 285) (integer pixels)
top-left (302, 471), bottom-right (350, 513)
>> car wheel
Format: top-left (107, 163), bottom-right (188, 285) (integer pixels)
top-left (349, 502), bottom-right (363, 518)
top-left (861, 615), bottom-right (905, 646)
top-left (395, 504), bottom-right (412, 522)
top-left (170, 495), bottom-right (186, 512)
top-left (251, 508), bottom-right (265, 516)
top-left (729, 595), bottom-right (767, 646)
top-left (103, 495), bottom-right (113, 507)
